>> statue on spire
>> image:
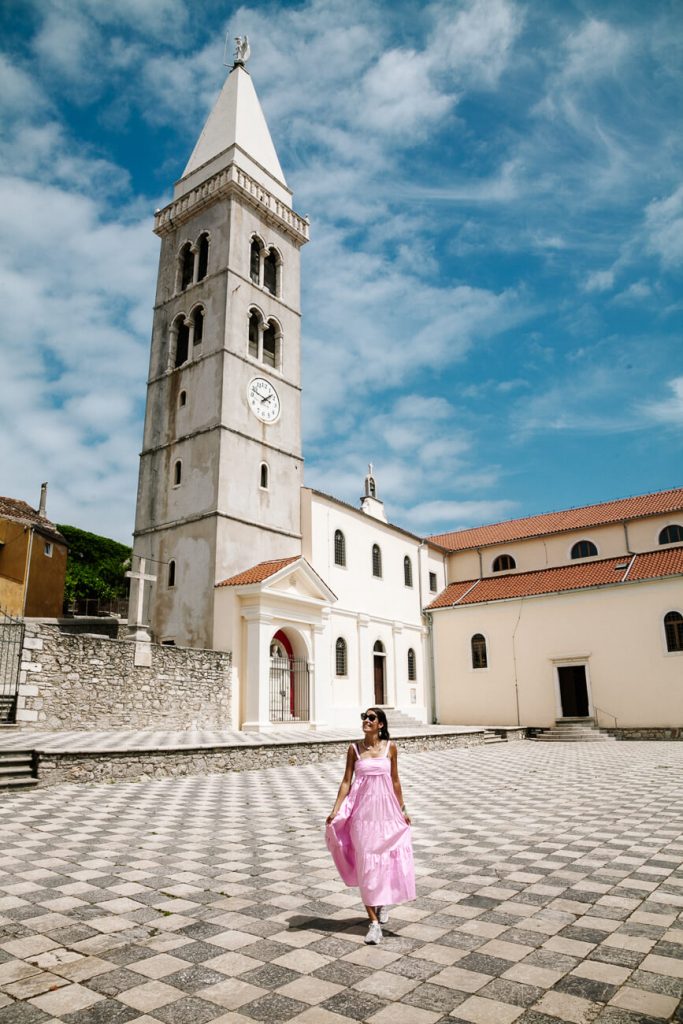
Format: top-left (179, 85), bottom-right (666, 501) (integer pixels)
top-left (234, 35), bottom-right (251, 66)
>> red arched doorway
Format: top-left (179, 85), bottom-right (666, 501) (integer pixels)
top-left (269, 630), bottom-right (309, 722)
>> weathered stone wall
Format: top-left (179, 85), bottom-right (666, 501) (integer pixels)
top-left (16, 621), bottom-right (231, 730)
top-left (36, 730), bottom-right (494, 787)
top-left (607, 727), bottom-right (682, 741)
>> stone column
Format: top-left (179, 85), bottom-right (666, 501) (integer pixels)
top-left (241, 609), bottom-right (273, 732)
top-left (310, 611), bottom-right (331, 728)
top-left (391, 621), bottom-right (402, 709)
top-left (357, 614), bottom-right (371, 710)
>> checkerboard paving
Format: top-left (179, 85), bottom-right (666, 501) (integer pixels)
top-left (0, 741), bottom-right (681, 1023)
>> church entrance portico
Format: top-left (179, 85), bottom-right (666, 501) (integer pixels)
top-left (214, 556), bottom-right (337, 732)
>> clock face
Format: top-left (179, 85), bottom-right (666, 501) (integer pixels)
top-left (247, 377), bottom-right (280, 423)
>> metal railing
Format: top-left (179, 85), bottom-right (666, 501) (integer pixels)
top-left (269, 656), bottom-right (310, 723)
top-left (0, 608), bottom-right (24, 722)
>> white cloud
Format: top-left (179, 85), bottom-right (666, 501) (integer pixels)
top-left (645, 185), bottom-right (683, 267)
top-left (400, 498), bottom-right (517, 533)
top-left (640, 376), bottom-right (683, 427)
top-left (583, 268), bottom-right (615, 293)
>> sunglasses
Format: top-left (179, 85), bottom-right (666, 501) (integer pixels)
top-left (360, 713), bottom-right (378, 722)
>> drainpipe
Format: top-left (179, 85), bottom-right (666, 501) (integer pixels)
top-left (510, 598), bottom-right (524, 727)
top-left (477, 548), bottom-right (483, 577)
top-left (22, 527), bottom-right (34, 616)
top-left (622, 521), bottom-right (633, 554)
top-left (425, 611), bottom-right (438, 724)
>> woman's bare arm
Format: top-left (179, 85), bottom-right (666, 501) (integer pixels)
top-left (390, 744), bottom-right (411, 823)
top-left (326, 745), bottom-right (356, 823)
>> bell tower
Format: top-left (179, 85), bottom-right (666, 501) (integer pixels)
top-left (132, 42), bottom-right (309, 648)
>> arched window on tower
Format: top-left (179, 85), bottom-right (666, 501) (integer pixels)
top-left (335, 637), bottom-right (348, 676)
top-left (471, 633), bottom-right (487, 669)
top-left (196, 233), bottom-right (209, 281)
top-left (264, 247), bottom-right (279, 295)
top-left (179, 242), bottom-right (194, 291)
top-left (571, 540), bottom-right (598, 559)
top-left (372, 544), bottom-right (382, 578)
top-left (173, 460), bottom-right (182, 486)
top-left (167, 560), bottom-right (176, 587)
top-left (248, 309), bottom-right (261, 358)
top-left (173, 315), bottom-right (190, 368)
top-left (664, 611), bottom-right (683, 652)
top-left (334, 529), bottom-right (346, 567)
top-left (250, 237), bottom-right (263, 285)
top-left (260, 462), bottom-right (269, 489)
top-left (262, 319), bottom-right (279, 368)
top-left (493, 554), bottom-right (516, 572)
top-left (407, 647), bottom-right (416, 681)
top-left (404, 555), bottom-right (413, 587)
top-left (192, 306), bottom-right (204, 350)
top-left (659, 525), bottom-right (683, 545)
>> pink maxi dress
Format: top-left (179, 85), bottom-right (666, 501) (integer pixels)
top-left (325, 741), bottom-right (416, 907)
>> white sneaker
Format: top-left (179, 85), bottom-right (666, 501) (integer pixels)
top-left (364, 921), bottom-right (382, 944)
top-left (377, 906), bottom-right (390, 925)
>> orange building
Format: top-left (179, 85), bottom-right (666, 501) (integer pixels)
top-left (0, 486), bottom-right (67, 618)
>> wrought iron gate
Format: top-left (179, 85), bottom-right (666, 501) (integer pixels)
top-left (269, 656), bottom-right (310, 723)
top-left (0, 609), bottom-right (24, 723)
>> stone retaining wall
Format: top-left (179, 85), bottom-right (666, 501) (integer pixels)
top-left (607, 727), bottom-right (683, 741)
top-left (36, 730), bottom-right (493, 787)
top-left (16, 621), bottom-right (232, 731)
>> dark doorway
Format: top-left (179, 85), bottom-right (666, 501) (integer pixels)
top-left (558, 665), bottom-right (589, 717)
top-left (373, 640), bottom-right (386, 705)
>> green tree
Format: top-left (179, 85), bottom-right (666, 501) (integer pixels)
top-left (57, 525), bottom-right (132, 605)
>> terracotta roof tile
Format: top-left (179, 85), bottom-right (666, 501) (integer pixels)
top-left (427, 486), bottom-right (683, 552)
top-left (216, 556), bottom-right (299, 587)
top-left (0, 496), bottom-right (66, 544)
top-left (426, 545), bottom-right (683, 609)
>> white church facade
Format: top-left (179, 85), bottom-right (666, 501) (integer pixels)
top-left (132, 54), bottom-right (683, 734)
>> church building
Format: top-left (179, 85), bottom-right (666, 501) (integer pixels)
top-left (132, 51), bottom-right (683, 734)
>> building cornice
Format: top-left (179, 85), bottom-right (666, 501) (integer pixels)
top-left (154, 164), bottom-right (309, 246)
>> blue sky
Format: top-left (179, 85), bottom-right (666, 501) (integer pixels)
top-left (1, 0), bottom-right (682, 544)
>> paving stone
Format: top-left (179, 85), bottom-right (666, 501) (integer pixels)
top-left (61, 998), bottom-right (139, 1023)
top-left (1, 745), bottom-right (683, 1024)
top-left (320, 988), bottom-right (387, 1020)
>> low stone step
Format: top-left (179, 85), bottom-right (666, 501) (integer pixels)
top-left (0, 776), bottom-right (38, 789)
top-left (0, 750), bottom-right (37, 788)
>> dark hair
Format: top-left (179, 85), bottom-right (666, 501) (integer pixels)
top-left (368, 707), bottom-right (390, 740)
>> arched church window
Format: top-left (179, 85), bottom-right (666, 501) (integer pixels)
top-left (571, 540), bottom-right (598, 559)
top-left (179, 390), bottom-right (187, 407)
top-left (335, 637), bottom-right (347, 676)
top-left (250, 237), bottom-right (263, 284)
top-left (471, 633), bottom-right (487, 669)
top-left (493, 554), bottom-right (516, 572)
top-left (664, 611), bottom-right (683, 652)
top-left (196, 232), bottom-right (209, 281)
top-left (260, 462), bottom-right (269, 489)
top-left (248, 309), bottom-right (261, 358)
top-left (334, 529), bottom-right (346, 567)
top-left (262, 319), bottom-right (279, 368)
top-left (173, 460), bottom-right (182, 486)
top-left (167, 560), bottom-right (176, 587)
top-left (192, 306), bottom-right (204, 348)
top-left (179, 242), bottom-right (194, 291)
top-left (264, 247), bottom-right (279, 295)
top-left (173, 315), bottom-right (190, 368)
top-left (404, 555), bottom-right (413, 587)
top-left (372, 544), bottom-right (382, 578)
top-left (659, 524), bottom-right (683, 545)
top-left (407, 647), bottom-right (416, 681)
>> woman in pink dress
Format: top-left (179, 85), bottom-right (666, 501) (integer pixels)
top-left (325, 707), bottom-right (415, 944)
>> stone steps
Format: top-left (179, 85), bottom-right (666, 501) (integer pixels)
top-left (0, 694), bottom-right (16, 724)
top-left (532, 718), bottom-right (616, 743)
top-left (385, 710), bottom-right (428, 730)
top-left (483, 730), bottom-right (508, 745)
top-left (0, 750), bottom-right (38, 789)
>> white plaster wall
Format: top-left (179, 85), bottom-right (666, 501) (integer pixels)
top-left (432, 577), bottom-right (683, 728)
top-left (446, 514), bottom-right (683, 582)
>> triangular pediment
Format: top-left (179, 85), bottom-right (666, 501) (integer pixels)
top-left (261, 558), bottom-right (336, 604)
